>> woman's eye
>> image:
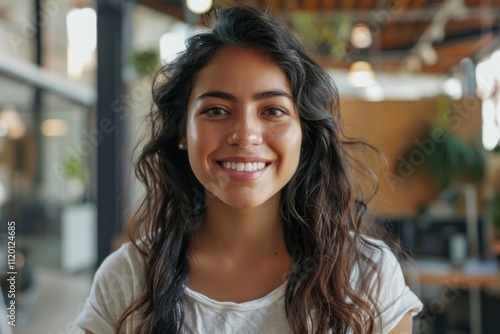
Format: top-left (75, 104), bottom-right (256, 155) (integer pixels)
top-left (264, 107), bottom-right (287, 117)
top-left (202, 108), bottom-right (228, 117)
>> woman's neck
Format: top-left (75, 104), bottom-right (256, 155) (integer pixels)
top-left (191, 193), bottom-right (289, 259)
top-left (187, 193), bottom-right (292, 301)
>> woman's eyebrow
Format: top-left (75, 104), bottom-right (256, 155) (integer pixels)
top-left (197, 90), bottom-right (236, 101)
top-left (252, 90), bottom-right (293, 100)
top-left (197, 90), bottom-right (293, 101)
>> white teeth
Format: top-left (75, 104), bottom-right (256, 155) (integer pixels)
top-left (221, 161), bottom-right (267, 172)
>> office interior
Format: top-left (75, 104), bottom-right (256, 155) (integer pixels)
top-left (0, 0), bottom-right (499, 333)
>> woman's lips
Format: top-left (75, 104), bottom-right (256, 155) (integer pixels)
top-left (217, 161), bottom-right (270, 180)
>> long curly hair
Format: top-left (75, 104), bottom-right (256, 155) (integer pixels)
top-left (116, 5), bottom-right (384, 334)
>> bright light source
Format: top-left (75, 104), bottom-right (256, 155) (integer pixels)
top-left (483, 123), bottom-right (500, 151)
top-left (442, 77), bottom-right (462, 99)
top-left (476, 50), bottom-right (500, 99)
top-left (476, 49), bottom-right (500, 151)
top-left (186, 0), bottom-right (213, 14)
top-left (41, 119), bottom-right (69, 137)
top-left (159, 32), bottom-right (187, 64)
top-left (476, 62), bottom-right (495, 99)
top-left (363, 83), bottom-right (384, 101)
top-left (66, 7), bottom-right (97, 79)
top-left (481, 99), bottom-right (500, 151)
top-left (347, 61), bottom-right (375, 87)
top-left (350, 24), bottom-right (372, 49)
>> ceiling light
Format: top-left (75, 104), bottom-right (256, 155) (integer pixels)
top-left (347, 61), bottom-right (375, 87)
top-left (186, 0), bottom-right (212, 15)
top-left (350, 23), bottom-right (372, 49)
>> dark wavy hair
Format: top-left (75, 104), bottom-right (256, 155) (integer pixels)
top-left (116, 5), bottom-right (384, 334)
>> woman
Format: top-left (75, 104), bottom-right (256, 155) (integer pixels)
top-left (76, 5), bottom-right (422, 334)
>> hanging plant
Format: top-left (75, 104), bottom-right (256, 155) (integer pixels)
top-left (398, 126), bottom-right (485, 189)
top-left (132, 49), bottom-right (160, 77)
top-left (291, 12), bottom-right (351, 58)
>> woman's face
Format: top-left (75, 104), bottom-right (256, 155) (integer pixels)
top-left (185, 47), bottom-right (302, 209)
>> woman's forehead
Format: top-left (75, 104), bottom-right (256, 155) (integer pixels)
top-left (191, 47), bottom-right (293, 95)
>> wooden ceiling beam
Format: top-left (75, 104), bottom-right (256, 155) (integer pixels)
top-left (137, 0), bottom-right (185, 21)
top-left (434, 32), bottom-right (497, 58)
top-left (321, 0), bottom-right (336, 10)
top-left (358, 0), bottom-right (375, 10)
top-left (276, 7), bottom-right (500, 22)
top-left (312, 33), bottom-right (498, 73)
top-left (303, 0), bottom-right (318, 11)
top-left (339, 0), bottom-right (355, 10)
top-left (266, 0), bottom-right (281, 11)
top-left (410, 0), bottom-right (428, 9)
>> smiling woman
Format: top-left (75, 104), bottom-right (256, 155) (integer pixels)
top-left (75, 5), bottom-right (422, 334)
top-left (185, 47), bottom-right (302, 209)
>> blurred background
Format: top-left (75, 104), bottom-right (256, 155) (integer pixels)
top-left (0, 0), bottom-right (499, 333)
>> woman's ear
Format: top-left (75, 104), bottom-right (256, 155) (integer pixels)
top-left (178, 137), bottom-right (187, 150)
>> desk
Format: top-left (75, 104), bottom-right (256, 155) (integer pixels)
top-left (418, 270), bottom-right (500, 287)
top-left (404, 260), bottom-right (500, 334)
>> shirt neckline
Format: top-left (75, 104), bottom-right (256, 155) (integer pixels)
top-left (184, 281), bottom-right (287, 311)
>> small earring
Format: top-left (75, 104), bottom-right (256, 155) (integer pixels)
top-left (178, 143), bottom-right (185, 150)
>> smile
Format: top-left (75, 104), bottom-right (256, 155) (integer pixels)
top-left (220, 161), bottom-right (267, 172)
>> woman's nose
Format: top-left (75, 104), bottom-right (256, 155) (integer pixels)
top-left (226, 113), bottom-right (263, 149)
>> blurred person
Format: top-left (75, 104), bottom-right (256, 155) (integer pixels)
top-left (75, 5), bottom-right (422, 334)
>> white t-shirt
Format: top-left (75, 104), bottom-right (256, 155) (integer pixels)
top-left (75, 238), bottom-right (423, 334)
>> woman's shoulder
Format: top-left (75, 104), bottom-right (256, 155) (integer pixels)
top-left (349, 233), bottom-right (402, 282)
top-left (350, 233), bottom-right (423, 331)
top-left (351, 233), bottom-right (393, 261)
top-left (93, 241), bottom-right (147, 292)
top-left (99, 241), bottom-right (144, 269)
top-left (102, 240), bottom-right (144, 268)
top-left (75, 242), bottom-right (147, 332)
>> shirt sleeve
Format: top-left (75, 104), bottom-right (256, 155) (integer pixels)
top-left (375, 245), bottom-right (423, 333)
top-left (74, 243), bottom-right (144, 334)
